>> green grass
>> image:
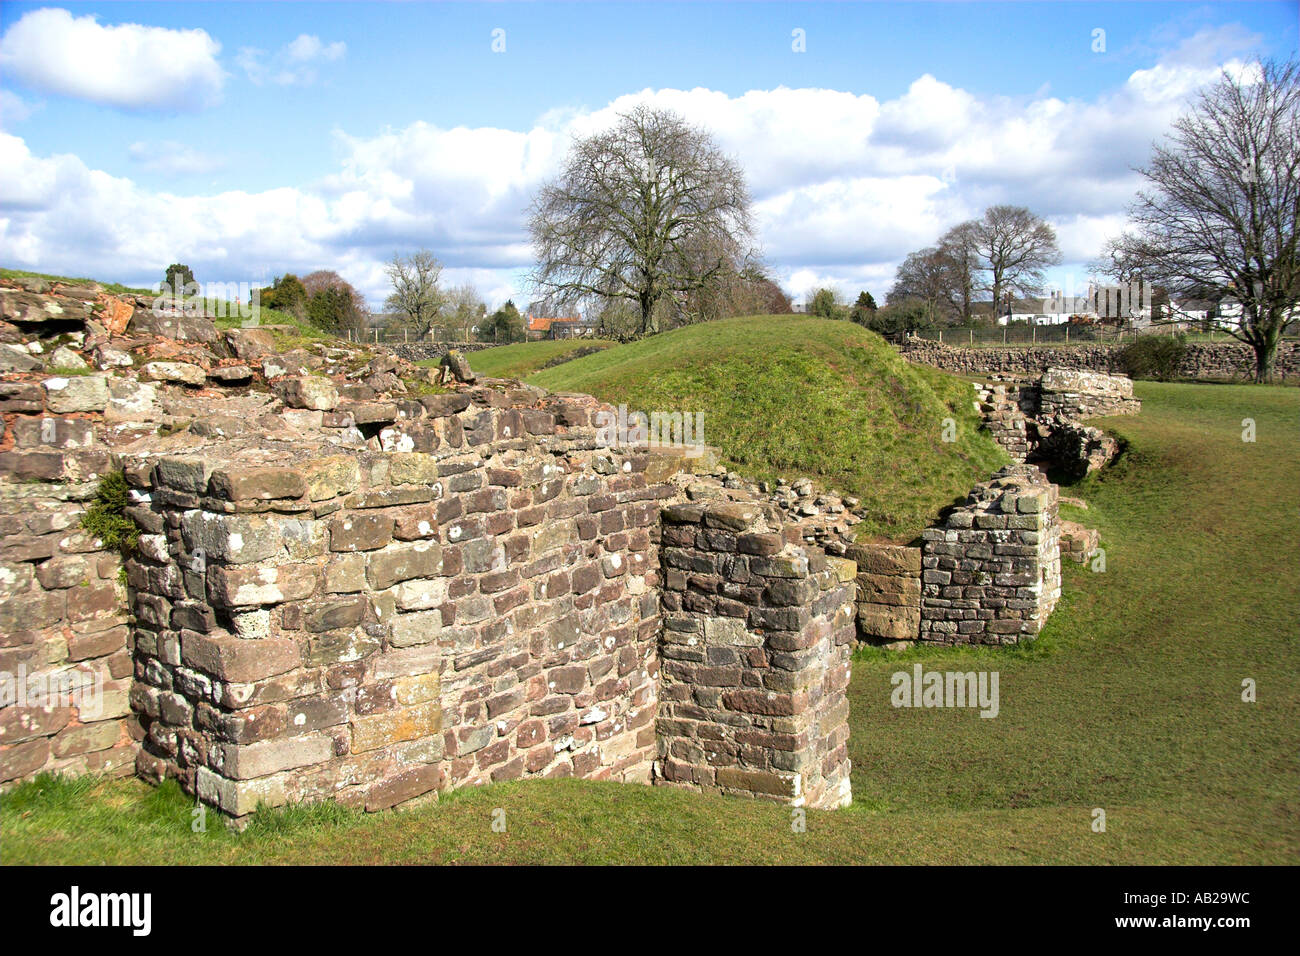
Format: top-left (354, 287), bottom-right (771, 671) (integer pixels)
top-left (431, 338), bottom-right (617, 379)
top-left (531, 316), bottom-right (1005, 541)
top-left (0, 267), bottom-right (153, 297)
top-left (3, 381), bottom-right (1297, 866)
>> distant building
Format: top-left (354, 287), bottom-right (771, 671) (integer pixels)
top-left (526, 313), bottom-right (596, 339)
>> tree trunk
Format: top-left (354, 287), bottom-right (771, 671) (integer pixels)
top-left (1253, 333), bottom-right (1278, 383)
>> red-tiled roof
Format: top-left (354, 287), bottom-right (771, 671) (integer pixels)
top-left (526, 314), bottom-right (579, 332)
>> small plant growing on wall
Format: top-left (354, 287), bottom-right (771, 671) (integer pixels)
top-left (81, 469), bottom-right (140, 556)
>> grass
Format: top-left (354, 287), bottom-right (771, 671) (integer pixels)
top-left (531, 316), bottom-right (1005, 541)
top-left (0, 267), bottom-right (152, 297)
top-left (434, 338), bottom-right (617, 379)
top-left (4, 378), bottom-right (1297, 866)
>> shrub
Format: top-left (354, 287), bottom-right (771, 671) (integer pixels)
top-left (81, 470), bottom-right (139, 556)
top-left (1116, 334), bottom-right (1187, 381)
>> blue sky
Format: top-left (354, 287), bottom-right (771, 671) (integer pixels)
top-left (1, 1), bottom-right (1297, 307)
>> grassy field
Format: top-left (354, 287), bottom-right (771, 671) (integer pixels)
top-left (437, 338), bottom-right (617, 379)
top-left (531, 316), bottom-right (1005, 541)
top-left (4, 380), bottom-right (1296, 865)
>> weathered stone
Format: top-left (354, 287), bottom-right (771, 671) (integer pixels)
top-left (330, 513), bottom-right (394, 552)
top-left (367, 541), bottom-right (442, 590)
top-left (209, 466), bottom-right (307, 502)
top-left (43, 375), bottom-right (109, 413)
top-left (350, 702), bottom-right (442, 752)
top-left (181, 512), bottom-right (283, 564)
top-left (281, 376), bottom-right (339, 411)
top-left (181, 631), bottom-right (301, 682)
top-left (142, 361), bottom-right (208, 386)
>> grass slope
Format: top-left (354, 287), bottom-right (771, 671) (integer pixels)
top-left (2, 382), bottom-right (1297, 863)
top-left (531, 316), bottom-right (1005, 541)
top-left (440, 339), bottom-right (617, 379)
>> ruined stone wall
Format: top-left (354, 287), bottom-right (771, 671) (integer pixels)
top-left (845, 543), bottom-right (921, 646)
top-left (124, 392), bottom-right (673, 817)
top-left (0, 389), bottom-right (135, 785)
top-left (656, 496), bottom-right (854, 809)
top-left (919, 465), bottom-right (1061, 646)
top-left (899, 337), bottom-right (1300, 380)
top-left (971, 369), bottom-right (1133, 476)
top-left (390, 343), bottom-right (496, 364)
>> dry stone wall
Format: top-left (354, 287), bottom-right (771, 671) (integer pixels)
top-left (899, 336), bottom-right (1300, 381)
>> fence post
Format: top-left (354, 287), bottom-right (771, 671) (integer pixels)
top-left (969, 329), bottom-right (974, 346)
top-left (1003, 327), bottom-right (1007, 345)
top-left (938, 330), bottom-right (943, 344)
top-left (1065, 325), bottom-right (1069, 345)
top-left (374, 328), bottom-right (379, 345)
top-left (1032, 324), bottom-right (1036, 345)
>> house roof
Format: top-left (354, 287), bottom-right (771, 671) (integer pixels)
top-left (526, 314), bottom-right (579, 332)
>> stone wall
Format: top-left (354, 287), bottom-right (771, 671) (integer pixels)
top-left (919, 465), bottom-right (1061, 646)
top-left (972, 368), bottom-right (1134, 476)
top-left (656, 495), bottom-right (854, 809)
top-left (899, 337), bottom-right (1300, 381)
top-left (123, 391), bottom-right (673, 817)
top-left (845, 543), bottom-right (921, 646)
top-left (0, 402), bottom-right (135, 785)
top-left (390, 343), bottom-right (496, 365)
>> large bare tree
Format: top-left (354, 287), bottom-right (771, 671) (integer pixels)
top-left (1108, 60), bottom-right (1299, 381)
top-left (970, 205), bottom-right (1061, 319)
top-left (529, 105), bottom-right (755, 336)
top-left (384, 250), bottom-right (445, 339)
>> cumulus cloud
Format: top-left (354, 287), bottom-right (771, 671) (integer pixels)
top-left (127, 141), bottom-right (226, 177)
top-left (238, 34), bottom-right (346, 86)
top-left (0, 8), bottom-right (225, 112)
top-left (0, 34), bottom-right (1262, 306)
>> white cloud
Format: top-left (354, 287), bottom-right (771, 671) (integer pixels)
top-left (238, 34), bottom-right (346, 87)
top-left (0, 89), bottom-right (39, 127)
top-left (127, 141), bottom-right (226, 177)
top-left (0, 8), bottom-right (224, 112)
top-left (0, 34), bottom-right (1263, 307)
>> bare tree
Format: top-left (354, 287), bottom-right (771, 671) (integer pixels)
top-left (443, 283), bottom-right (486, 341)
top-left (888, 246), bottom-right (957, 325)
top-left (384, 250), bottom-right (444, 339)
top-left (1108, 60), bottom-right (1299, 380)
top-left (529, 105), bottom-right (756, 336)
top-left (970, 205), bottom-right (1062, 320)
top-left (938, 221), bottom-right (981, 323)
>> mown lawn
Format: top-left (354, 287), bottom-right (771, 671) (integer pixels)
top-left (3, 381), bottom-right (1296, 864)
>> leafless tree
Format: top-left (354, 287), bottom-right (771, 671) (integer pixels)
top-left (970, 205), bottom-right (1061, 320)
top-left (529, 105), bottom-right (756, 336)
top-left (1107, 60), bottom-right (1299, 380)
top-left (888, 246), bottom-right (958, 325)
top-left (938, 220), bottom-right (981, 323)
top-left (384, 250), bottom-right (445, 339)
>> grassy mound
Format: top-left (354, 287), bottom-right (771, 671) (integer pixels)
top-left (531, 316), bottom-right (1005, 541)
top-left (431, 339), bottom-right (617, 380)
